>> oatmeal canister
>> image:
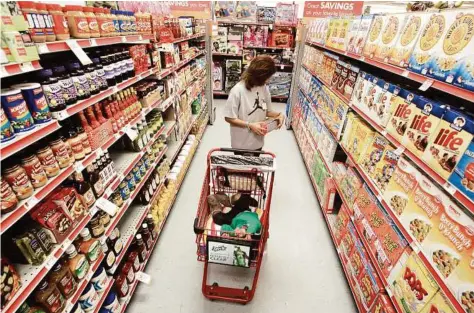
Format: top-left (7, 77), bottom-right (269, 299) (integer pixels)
top-left (0, 107), bottom-right (15, 143)
top-left (12, 83), bottom-right (52, 124)
top-left (1, 88), bottom-right (35, 134)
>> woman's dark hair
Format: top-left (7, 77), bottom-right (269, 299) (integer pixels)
top-left (241, 55), bottom-right (276, 90)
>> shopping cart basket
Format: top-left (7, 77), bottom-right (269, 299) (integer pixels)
top-left (193, 148), bottom-right (276, 303)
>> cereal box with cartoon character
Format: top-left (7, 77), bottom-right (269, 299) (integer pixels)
top-left (360, 134), bottom-right (390, 178)
top-left (350, 71), bottom-right (370, 111)
top-left (420, 291), bottom-right (456, 313)
top-left (408, 13), bottom-right (445, 75)
top-left (383, 157), bottom-right (422, 217)
top-left (401, 97), bottom-right (446, 160)
top-left (339, 167), bottom-right (364, 208)
top-left (427, 10), bottom-right (474, 84)
top-left (372, 148), bottom-right (400, 193)
top-left (386, 87), bottom-right (418, 144)
top-left (353, 184), bottom-right (379, 252)
top-left (354, 15), bottom-right (375, 56)
top-left (374, 14), bottom-right (408, 63)
top-left (422, 108), bottom-right (474, 180)
top-left (366, 77), bottom-right (395, 128)
top-left (341, 112), bottom-right (360, 149)
top-left (448, 139), bottom-right (474, 201)
top-left (389, 12), bottom-right (431, 68)
top-left (345, 118), bottom-right (375, 164)
top-left (363, 15), bottom-right (387, 58)
top-left (346, 16), bottom-right (362, 53)
top-left (389, 252), bottom-right (439, 313)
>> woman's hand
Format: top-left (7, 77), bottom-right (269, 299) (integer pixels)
top-left (249, 122), bottom-right (266, 136)
top-left (276, 113), bottom-right (285, 129)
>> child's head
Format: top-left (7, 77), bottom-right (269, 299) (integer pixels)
top-left (241, 55), bottom-right (276, 90)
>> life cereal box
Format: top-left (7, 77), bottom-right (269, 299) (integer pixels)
top-left (353, 15), bottom-right (375, 56)
top-left (363, 15), bottom-right (387, 58)
top-left (383, 157), bottom-right (422, 217)
top-left (360, 134), bottom-right (391, 178)
top-left (345, 119), bottom-right (375, 164)
top-left (448, 139), bottom-right (474, 201)
top-left (427, 10), bottom-right (474, 84)
top-left (408, 13), bottom-right (446, 75)
top-left (372, 148), bottom-right (400, 193)
top-left (389, 12), bottom-right (431, 68)
top-left (422, 108), bottom-right (474, 180)
top-left (389, 252), bottom-right (439, 313)
top-left (346, 16), bottom-right (362, 53)
top-left (401, 97), bottom-right (446, 160)
top-left (386, 87), bottom-right (418, 144)
top-left (374, 13), bottom-right (408, 63)
top-left (368, 294), bottom-right (398, 313)
top-left (420, 291), bottom-right (457, 313)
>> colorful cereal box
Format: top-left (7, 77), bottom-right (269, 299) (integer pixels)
top-left (353, 15), bottom-right (375, 56)
top-left (366, 77), bottom-right (395, 128)
top-left (374, 14), bottom-right (409, 63)
top-left (401, 97), bottom-right (446, 160)
top-left (386, 88), bottom-right (418, 144)
top-left (453, 56), bottom-right (474, 92)
top-left (350, 71), bottom-right (370, 110)
top-left (420, 291), bottom-right (457, 313)
top-left (353, 184), bottom-right (379, 248)
top-left (360, 134), bottom-right (391, 178)
top-left (337, 18), bottom-right (352, 51)
top-left (422, 108), bottom-right (474, 180)
top-left (368, 294), bottom-right (398, 313)
top-left (372, 147), bottom-right (401, 193)
top-left (357, 262), bottom-right (384, 309)
top-left (340, 222), bottom-right (358, 260)
top-left (345, 119), bottom-right (375, 164)
top-left (408, 13), bottom-right (444, 75)
top-left (448, 139), bottom-right (474, 200)
top-left (389, 252), bottom-right (439, 313)
top-left (426, 10), bottom-right (474, 84)
top-left (389, 12), bottom-right (431, 68)
top-left (363, 15), bottom-right (387, 58)
top-left (346, 16), bottom-right (361, 53)
top-left (339, 167), bottom-right (364, 208)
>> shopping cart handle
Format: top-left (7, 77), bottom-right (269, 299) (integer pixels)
top-left (219, 148), bottom-right (266, 155)
top-left (194, 217), bottom-right (204, 235)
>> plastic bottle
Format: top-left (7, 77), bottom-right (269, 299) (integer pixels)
top-left (36, 3), bottom-right (55, 42)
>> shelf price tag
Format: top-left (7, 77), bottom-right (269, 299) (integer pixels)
top-left (96, 198), bottom-right (118, 216)
top-left (20, 62), bottom-right (35, 72)
top-left (444, 182), bottom-right (457, 195)
top-left (135, 271), bottom-right (152, 284)
top-left (66, 40), bottom-right (92, 65)
top-left (45, 257), bottom-right (57, 270)
top-left (89, 205), bottom-right (99, 217)
top-left (419, 79), bottom-right (434, 91)
top-left (62, 238), bottom-right (72, 250)
top-left (37, 43), bottom-right (49, 54)
top-left (401, 70), bottom-right (410, 77)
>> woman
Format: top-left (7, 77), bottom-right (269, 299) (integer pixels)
top-left (224, 55), bottom-right (284, 151)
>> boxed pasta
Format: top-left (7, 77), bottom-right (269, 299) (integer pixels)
top-left (372, 148), bottom-right (400, 193)
top-left (448, 139), bottom-right (474, 200)
top-left (363, 15), bottom-right (387, 58)
top-left (401, 97), bottom-right (446, 159)
top-left (421, 108), bottom-right (474, 180)
top-left (353, 15), bottom-right (375, 56)
top-left (389, 12), bottom-right (431, 67)
top-left (346, 16), bottom-right (362, 53)
top-left (389, 252), bottom-right (439, 313)
top-left (360, 134), bottom-right (391, 177)
top-left (386, 87), bottom-right (417, 144)
top-left (420, 291), bottom-right (456, 313)
top-left (426, 10), bottom-right (474, 84)
top-left (374, 13), bottom-right (408, 63)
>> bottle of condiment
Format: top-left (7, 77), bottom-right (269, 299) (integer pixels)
top-left (1, 178), bottom-right (18, 214)
top-left (79, 283), bottom-right (99, 312)
top-left (132, 234), bottom-right (147, 262)
top-left (111, 53), bottom-right (123, 83)
top-left (17, 1), bottom-right (46, 43)
top-left (85, 163), bottom-right (104, 198)
top-left (85, 107), bottom-right (100, 129)
top-left (53, 65), bottom-right (78, 106)
top-left (140, 223), bottom-right (153, 251)
top-left (34, 280), bottom-right (66, 313)
top-left (93, 103), bottom-right (107, 124)
top-left (114, 274), bottom-right (128, 301)
top-left (102, 291), bottom-right (121, 313)
top-left (36, 143), bottom-right (60, 178)
top-left (36, 3), bottom-right (55, 42)
top-left (64, 5), bottom-right (90, 39)
top-left (2, 162), bottom-right (34, 200)
top-left (107, 228), bottom-right (122, 257)
top-left (91, 266), bottom-right (108, 294)
top-left (78, 228), bottom-right (101, 262)
top-left (47, 4), bottom-right (70, 40)
top-left (67, 62), bottom-right (91, 101)
top-left (126, 251), bottom-right (141, 272)
top-left (38, 69), bottom-right (66, 112)
top-left (145, 214), bottom-right (157, 240)
top-left (49, 262), bottom-right (77, 299)
top-left (103, 242), bottom-right (116, 272)
top-left (101, 54), bottom-right (116, 87)
top-left (120, 262), bottom-right (135, 285)
top-left (20, 150), bottom-right (48, 189)
top-left (74, 171), bottom-right (96, 208)
top-left (82, 7), bottom-right (99, 38)
top-left (65, 244), bottom-right (90, 281)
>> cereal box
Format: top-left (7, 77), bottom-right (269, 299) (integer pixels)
top-left (353, 184), bottom-right (379, 250)
top-left (389, 252), bottom-right (439, 313)
top-left (383, 157), bottom-right (422, 217)
top-left (368, 294), bottom-right (398, 313)
top-left (453, 55), bottom-right (474, 92)
top-left (339, 167), bottom-right (364, 208)
top-left (363, 15), bottom-right (387, 58)
top-left (337, 18), bottom-right (352, 51)
top-left (422, 108), bottom-right (474, 180)
top-left (340, 222), bottom-right (358, 259)
top-left (331, 60), bottom-right (344, 89)
top-left (372, 148), bottom-right (401, 193)
top-left (386, 88), bottom-right (418, 144)
top-left (427, 10), bottom-right (474, 83)
top-left (357, 262), bottom-right (384, 309)
top-left (401, 97), bottom-right (446, 160)
top-left (354, 15), bottom-right (375, 56)
top-left (408, 13), bottom-right (445, 75)
top-left (420, 291), bottom-right (456, 313)
top-left (365, 77), bottom-right (395, 128)
top-left (346, 16), bottom-right (362, 53)
top-left (389, 12), bottom-right (431, 68)
top-left (448, 139), bottom-right (474, 200)
top-left (348, 239), bottom-right (369, 279)
top-left (350, 71), bottom-right (368, 109)
top-left (346, 119), bottom-right (375, 164)
top-left (360, 134), bottom-right (390, 178)
top-left (360, 74), bottom-right (380, 118)
top-left (327, 18), bottom-right (341, 49)
top-left (341, 112), bottom-right (359, 148)
top-left (342, 64), bottom-right (360, 101)
top-left (374, 14), bottom-right (409, 63)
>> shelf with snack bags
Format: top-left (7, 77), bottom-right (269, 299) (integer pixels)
top-left (1, 60), bottom-right (43, 78)
top-left (305, 40), bottom-right (474, 102)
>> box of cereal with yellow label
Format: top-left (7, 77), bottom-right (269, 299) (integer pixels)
top-left (422, 108), bottom-right (474, 180)
top-left (363, 15), bottom-right (386, 58)
top-left (374, 13), bottom-right (408, 63)
top-left (408, 13), bottom-right (444, 75)
top-left (372, 147), bottom-right (400, 193)
top-left (346, 16), bottom-right (361, 53)
top-left (389, 251), bottom-right (439, 313)
top-left (401, 97), bottom-right (446, 160)
top-left (345, 119), bottom-right (374, 164)
top-left (354, 15), bottom-right (374, 56)
top-left (389, 12), bottom-right (431, 68)
top-left (360, 134), bottom-right (390, 177)
top-left (427, 10), bottom-right (474, 84)
top-left (386, 88), bottom-right (418, 144)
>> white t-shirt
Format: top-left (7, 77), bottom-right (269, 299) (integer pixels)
top-left (223, 81), bottom-right (272, 150)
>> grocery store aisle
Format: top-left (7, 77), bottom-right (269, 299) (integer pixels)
top-left (128, 100), bottom-right (356, 313)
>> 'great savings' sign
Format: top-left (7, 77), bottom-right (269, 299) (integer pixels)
top-left (304, 1), bottom-right (364, 18)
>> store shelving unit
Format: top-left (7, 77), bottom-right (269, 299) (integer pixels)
top-left (0, 60), bottom-right (42, 78)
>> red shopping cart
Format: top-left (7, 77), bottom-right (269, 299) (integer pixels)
top-left (193, 148), bottom-right (276, 304)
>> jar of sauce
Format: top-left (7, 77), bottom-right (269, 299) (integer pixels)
top-left (91, 57), bottom-right (108, 91)
top-left (18, 1), bottom-right (46, 43)
top-left (78, 228), bottom-right (101, 262)
top-left (82, 7), bottom-right (99, 38)
top-left (98, 211), bottom-right (110, 227)
top-left (49, 262), bottom-right (77, 299)
top-left (52, 66), bottom-right (78, 106)
top-left (3, 162), bottom-right (34, 200)
top-left (47, 4), bottom-right (70, 40)
top-left (1, 178), bottom-right (18, 214)
top-left (94, 7), bottom-right (109, 37)
top-left (65, 244), bottom-right (90, 281)
top-left (37, 69), bottom-right (67, 112)
top-left (36, 3), bottom-right (55, 42)
top-left (67, 62), bottom-right (91, 101)
top-left (34, 280), bottom-right (66, 313)
top-left (66, 127), bottom-right (85, 161)
top-left (36, 144), bottom-right (60, 178)
top-left (107, 228), bottom-right (123, 257)
top-left (91, 266), bottom-right (108, 294)
top-left (64, 5), bottom-right (90, 39)
top-left (84, 63), bottom-right (100, 95)
top-left (49, 137), bottom-right (73, 169)
top-left (89, 215), bottom-right (104, 238)
top-left (21, 150), bottom-right (48, 189)
top-left (103, 245), bottom-right (116, 272)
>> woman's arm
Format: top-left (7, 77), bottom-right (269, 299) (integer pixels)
top-left (225, 117), bottom-right (266, 136)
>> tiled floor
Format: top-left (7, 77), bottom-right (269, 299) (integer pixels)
top-left (127, 100), bottom-right (357, 313)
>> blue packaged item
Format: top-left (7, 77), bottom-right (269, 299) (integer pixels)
top-left (0, 107), bottom-right (15, 143)
top-left (79, 283), bottom-right (99, 311)
top-left (448, 139), bottom-right (474, 199)
top-left (91, 266), bottom-right (108, 293)
top-left (101, 291), bottom-right (121, 313)
top-left (453, 59), bottom-right (474, 92)
top-left (1, 88), bottom-right (35, 134)
top-left (12, 83), bottom-right (51, 124)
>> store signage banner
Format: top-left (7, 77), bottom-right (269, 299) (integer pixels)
top-left (168, 1), bottom-right (212, 19)
top-left (303, 1), bottom-right (364, 18)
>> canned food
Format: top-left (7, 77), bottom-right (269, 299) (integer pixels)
top-left (118, 182), bottom-right (130, 201)
top-left (1, 88), bottom-right (35, 133)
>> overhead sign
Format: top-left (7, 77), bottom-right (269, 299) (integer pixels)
top-left (303, 1), bottom-right (364, 18)
top-left (168, 1), bottom-right (212, 19)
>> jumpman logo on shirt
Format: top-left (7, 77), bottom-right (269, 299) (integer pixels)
top-left (248, 92), bottom-right (264, 116)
